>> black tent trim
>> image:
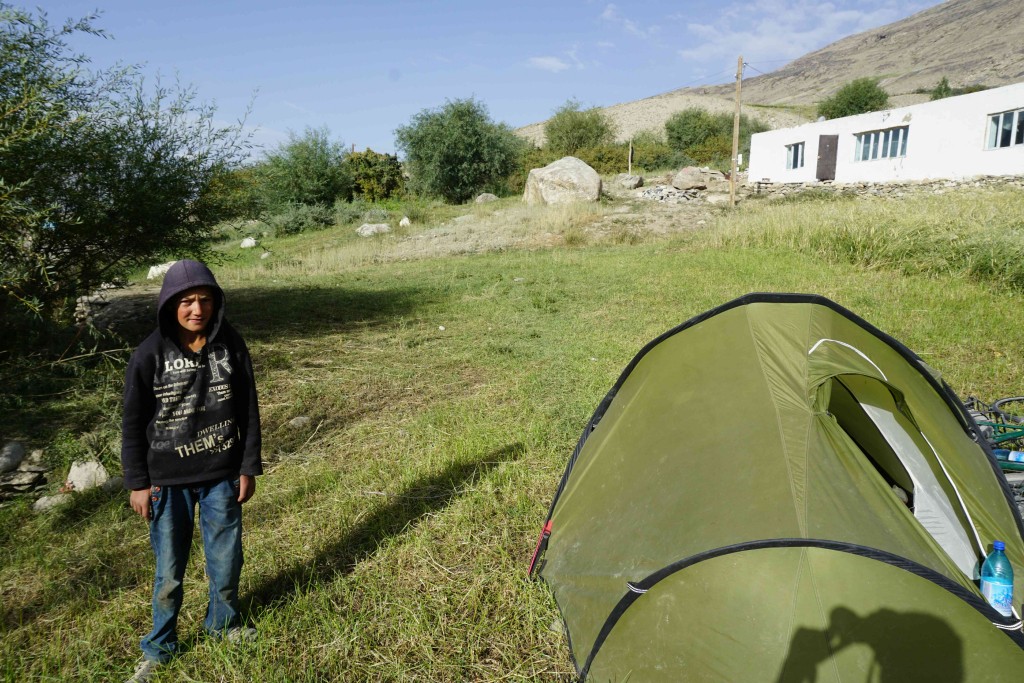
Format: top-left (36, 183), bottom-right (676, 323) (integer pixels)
top-left (577, 538), bottom-right (1024, 680)
top-left (530, 293), bottom-right (1024, 579)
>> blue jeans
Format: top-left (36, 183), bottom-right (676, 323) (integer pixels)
top-left (141, 478), bottom-right (243, 662)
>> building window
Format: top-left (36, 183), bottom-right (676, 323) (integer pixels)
top-left (786, 142), bottom-right (804, 169)
top-left (854, 126), bottom-right (909, 162)
top-left (987, 109), bottom-right (1024, 149)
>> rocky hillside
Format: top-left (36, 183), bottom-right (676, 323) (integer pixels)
top-left (518, 0), bottom-right (1024, 145)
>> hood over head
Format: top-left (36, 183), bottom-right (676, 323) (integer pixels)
top-left (157, 260), bottom-right (225, 339)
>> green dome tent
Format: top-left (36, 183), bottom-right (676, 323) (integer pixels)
top-left (531, 294), bottom-right (1024, 682)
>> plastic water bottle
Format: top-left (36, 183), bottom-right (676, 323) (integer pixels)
top-left (992, 449), bottom-right (1024, 463)
top-left (980, 541), bottom-right (1015, 617)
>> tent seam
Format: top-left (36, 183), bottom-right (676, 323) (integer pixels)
top-left (807, 547), bottom-right (844, 681)
top-left (745, 307), bottom-right (806, 538)
top-left (801, 308), bottom-right (814, 539)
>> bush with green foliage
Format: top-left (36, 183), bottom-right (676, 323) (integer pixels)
top-left (664, 108), bottom-right (767, 169)
top-left (817, 78), bottom-right (889, 119)
top-left (543, 99), bottom-right (617, 155)
top-left (0, 4), bottom-right (249, 334)
top-left (919, 78), bottom-right (990, 100)
top-left (572, 144), bottom-right (628, 175)
top-left (203, 166), bottom-right (266, 221)
top-left (395, 98), bottom-right (524, 204)
top-left (262, 127), bottom-right (351, 208)
top-left (930, 76), bottom-right (953, 101)
top-left (346, 149), bottom-right (404, 202)
top-left (266, 203), bottom-right (335, 236)
top-left (628, 130), bottom-right (676, 173)
top-left (509, 135), bottom-right (677, 190)
top-left (665, 109), bottom-right (721, 154)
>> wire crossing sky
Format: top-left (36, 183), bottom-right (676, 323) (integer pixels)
top-left (43, 0), bottom-right (938, 156)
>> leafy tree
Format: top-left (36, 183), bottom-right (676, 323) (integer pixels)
top-left (346, 149), bottom-right (404, 202)
top-left (262, 126), bottom-right (351, 207)
top-left (202, 165), bottom-right (266, 221)
top-left (817, 78), bottom-right (890, 119)
top-left (629, 130), bottom-right (675, 172)
top-left (664, 108), bottom-right (768, 168)
top-left (395, 98), bottom-right (524, 204)
top-left (930, 76), bottom-right (954, 101)
top-left (544, 99), bottom-right (617, 155)
top-left (0, 4), bottom-right (249, 329)
top-left (665, 108), bottom-right (721, 153)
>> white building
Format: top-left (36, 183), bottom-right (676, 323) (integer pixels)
top-left (747, 82), bottom-right (1024, 185)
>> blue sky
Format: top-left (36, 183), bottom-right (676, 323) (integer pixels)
top-left (41, 0), bottom-right (938, 156)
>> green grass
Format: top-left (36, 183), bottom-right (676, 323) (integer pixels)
top-left (4, 188), bottom-right (1024, 680)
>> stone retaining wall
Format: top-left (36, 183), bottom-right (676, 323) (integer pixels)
top-left (748, 174), bottom-right (1024, 200)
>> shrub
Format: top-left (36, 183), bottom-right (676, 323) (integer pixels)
top-left (630, 139), bottom-right (676, 173)
top-left (958, 84), bottom-right (990, 95)
top-left (665, 109), bottom-right (721, 153)
top-left (203, 165), bottom-right (266, 221)
top-left (506, 146), bottom-right (559, 194)
top-left (574, 144), bottom-right (628, 175)
top-left (266, 203), bottom-right (335, 236)
top-left (664, 109), bottom-right (767, 168)
top-left (544, 99), bottom-right (617, 155)
top-left (346, 149), bottom-right (404, 202)
top-left (930, 76), bottom-right (954, 101)
top-left (0, 4), bottom-right (250, 333)
top-left (915, 80), bottom-right (990, 98)
top-left (334, 197), bottom-right (369, 226)
top-left (263, 127), bottom-right (352, 208)
top-left (817, 78), bottom-right (889, 119)
top-left (686, 134), bottom-right (733, 166)
top-left (395, 98), bottom-right (525, 204)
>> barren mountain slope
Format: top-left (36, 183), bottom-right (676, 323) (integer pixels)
top-left (517, 0), bottom-right (1024, 146)
top-left (703, 0), bottom-right (1024, 105)
top-left (516, 91), bottom-right (808, 147)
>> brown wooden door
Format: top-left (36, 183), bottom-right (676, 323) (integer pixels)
top-left (816, 135), bottom-right (839, 181)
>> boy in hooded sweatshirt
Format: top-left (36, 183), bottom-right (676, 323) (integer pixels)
top-left (121, 260), bottom-right (262, 678)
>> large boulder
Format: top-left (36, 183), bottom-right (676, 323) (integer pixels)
top-left (356, 223), bottom-right (391, 237)
top-left (65, 459), bottom-right (109, 492)
top-left (617, 174), bottom-right (644, 190)
top-left (670, 166), bottom-right (709, 190)
top-left (147, 261), bottom-right (177, 280)
top-left (0, 441), bottom-right (25, 473)
top-left (523, 157), bottom-right (601, 206)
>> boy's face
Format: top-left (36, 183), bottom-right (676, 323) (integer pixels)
top-left (175, 286), bottom-right (215, 334)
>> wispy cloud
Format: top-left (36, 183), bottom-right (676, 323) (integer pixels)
top-left (566, 45), bottom-right (585, 69)
top-left (283, 100), bottom-right (313, 115)
top-left (600, 3), bottom-right (659, 39)
top-left (528, 56), bottom-right (571, 73)
top-left (676, 0), bottom-right (932, 75)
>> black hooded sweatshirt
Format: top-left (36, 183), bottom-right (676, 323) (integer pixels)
top-left (121, 260), bottom-right (262, 490)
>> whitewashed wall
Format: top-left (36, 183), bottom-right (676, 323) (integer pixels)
top-left (748, 82), bottom-right (1024, 184)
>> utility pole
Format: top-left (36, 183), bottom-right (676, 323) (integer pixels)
top-left (730, 55), bottom-right (744, 207)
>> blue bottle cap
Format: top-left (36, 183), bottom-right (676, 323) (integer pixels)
top-left (994, 540), bottom-right (1005, 551)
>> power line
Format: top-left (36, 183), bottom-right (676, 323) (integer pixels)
top-left (671, 68), bottom-right (738, 91)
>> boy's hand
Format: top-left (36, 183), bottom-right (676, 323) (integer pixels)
top-left (238, 474), bottom-right (256, 504)
top-left (130, 489), bottom-right (151, 521)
